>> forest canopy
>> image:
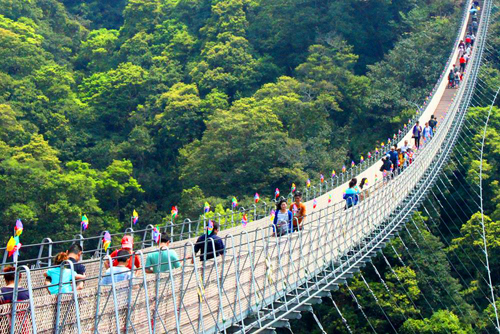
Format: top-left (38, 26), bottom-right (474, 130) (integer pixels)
top-left (0, 0), bottom-right (461, 244)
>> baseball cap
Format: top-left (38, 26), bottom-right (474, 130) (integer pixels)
top-left (121, 235), bottom-right (134, 250)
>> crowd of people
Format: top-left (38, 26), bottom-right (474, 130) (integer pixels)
top-left (448, 1), bottom-right (480, 89)
top-left (0, 228), bottom-right (228, 303)
top-left (342, 113), bottom-right (438, 209)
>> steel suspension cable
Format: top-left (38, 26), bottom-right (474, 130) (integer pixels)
top-left (402, 226), bottom-right (473, 320)
top-left (379, 250), bottom-right (441, 334)
top-left (368, 261), bottom-right (416, 334)
top-left (477, 85), bottom-right (500, 332)
top-left (359, 272), bottom-right (399, 334)
top-left (344, 281), bottom-right (378, 334)
top-left (325, 297), bottom-right (351, 334)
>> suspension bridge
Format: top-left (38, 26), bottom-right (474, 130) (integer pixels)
top-left (1, 0), bottom-right (499, 332)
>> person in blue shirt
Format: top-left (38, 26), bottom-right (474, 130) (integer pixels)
top-left (193, 221), bottom-right (225, 262)
top-left (413, 121), bottom-right (422, 149)
top-left (273, 198), bottom-right (293, 236)
top-left (343, 178), bottom-right (360, 209)
top-left (389, 146), bottom-right (399, 175)
top-left (44, 252), bottom-right (85, 295)
top-left (102, 250), bottom-right (132, 285)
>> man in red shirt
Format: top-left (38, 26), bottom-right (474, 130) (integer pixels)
top-left (459, 56), bottom-right (466, 72)
top-left (105, 235), bottom-right (141, 270)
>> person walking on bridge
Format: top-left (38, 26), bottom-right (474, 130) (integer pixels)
top-left (412, 121), bottom-right (422, 149)
top-left (343, 178), bottom-right (360, 209)
top-left (145, 234), bottom-right (181, 273)
top-left (106, 235), bottom-right (141, 271)
top-left (0, 266), bottom-right (29, 304)
top-left (448, 69), bottom-right (455, 88)
top-left (66, 243), bottom-right (86, 290)
top-left (423, 122), bottom-right (433, 143)
top-left (459, 55), bottom-right (466, 72)
top-left (389, 146), bottom-right (399, 174)
top-left (193, 221), bottom-right (225, 262)
top-left (273, 198), bottom-right (293, 235)
top-left (429, 115), bottom-right (437, 132)
top-left (290, 191), bottom-right (306, 231)
top-left (102, 250), bottom-right (132, 285)
top-left (44, 252), bottom-right (85, 295)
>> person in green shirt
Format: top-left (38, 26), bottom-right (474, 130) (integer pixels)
top-left (145, 234), bottom-right (181, 273)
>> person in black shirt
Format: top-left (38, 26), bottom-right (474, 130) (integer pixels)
top-left (193, 222), bottom-right (225, 262)
top-left (0, 266), bottom-right (29, 304)
top-left (67, 243), bottom-right (86, 290)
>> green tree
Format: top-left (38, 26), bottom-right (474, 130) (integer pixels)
top-left (179, 98), bottom-right (306, 197)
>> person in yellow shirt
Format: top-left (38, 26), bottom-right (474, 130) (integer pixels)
top-left (290, 191), bottom-right (307, 231)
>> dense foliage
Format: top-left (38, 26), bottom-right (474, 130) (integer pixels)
top-left (0, 0), bottom-right (462, 245)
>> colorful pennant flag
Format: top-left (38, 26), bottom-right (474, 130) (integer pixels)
top-left (291, 183), bottom-right (296, 193)
top-left (342, 165), bottom-right (346, 173)
top-left (207, 219), bottom-right (214, 233)
top-left (328, 194), bottom-right (332, 203)
top-left (241, 214), bottom-right (248, 227)
top-left (103, 231), bottom-right (111, 252)
top-left (254, 193), bottom-right (260, 203)
top-left (292, 203), bottom-right (298, 214)
top-left (381, 142), bottom-right (385, 148)
top-left (351, 161), bottom-right (355, 167)
top-left (171, 206), bottom-right (178, 220)
top-left (313, 199), bottom-right (317, 209)
top-left (306, 179), bottom-right (311, 188)
top-left (132, 210), bottom-right (139, 225)
top-left (331, 170), bottom-right (336, 178)
top-left (152, 226), bottom-right (161, 243)
top-left (232, 197), bottom-right (238, 209)
top-left (388, 138), bottom-right (391, 144)
top-left (360, 156), bottom-right (364, 164)
top-left (275, 188), bottom-right (280, 198)
top-left (270, 209), bottom-right (275, 222)
top-left (320, 174), bottom-right (324, 183)
top-left (81, 214), bottom-right (89, 231)
top-left (368, 152), bottom-right (372, 159)
top-left (375, 148), bottom-right (379, 155)
top-left (14, 219), bottom-right (23, 237)
top-left (204, 202), bottom-right (210, 213)
top-left (6, 237), bottom-right (21, 258)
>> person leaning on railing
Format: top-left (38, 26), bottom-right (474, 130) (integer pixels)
top-left (0, 266), bottom-right (29, 304)
top-left (145, 234), bottom-right (181, 273)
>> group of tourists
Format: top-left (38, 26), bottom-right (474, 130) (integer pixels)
top-left (0, 229), bottom-right (227, 302)
top-left (342, 114), bottom-right (438, 208)
top-left (272, 191), bottom-right (307, 236)
top-left (449, 1), bottom-right (480, 89)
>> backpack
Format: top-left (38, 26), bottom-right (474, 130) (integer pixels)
top-left (274, 211), bottom-right (291, 236)
top-left (429, 119), bottom-right (437, 128)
